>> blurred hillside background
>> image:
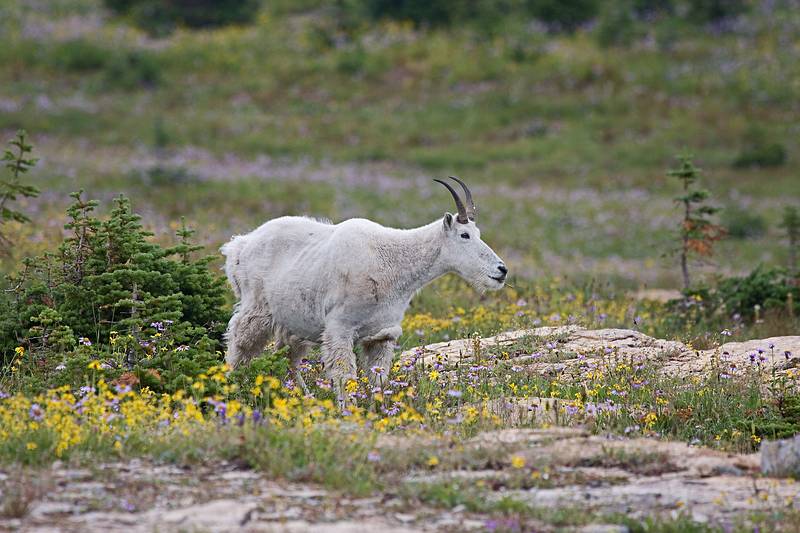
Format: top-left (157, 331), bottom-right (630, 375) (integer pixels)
top-left (0, 0), bottom-right (798, 290)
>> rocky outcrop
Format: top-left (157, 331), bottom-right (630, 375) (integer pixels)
top-left (404, 427), bottom-right (798, 529)
top-left (4, 329), bottom-right (799, 532)
top-left (400, 327), bottom-right (800, 382)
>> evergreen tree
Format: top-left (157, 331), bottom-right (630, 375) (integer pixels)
top-left (0, 192), bottom-right (229, 368)
top-left (669, 155), bottom-right (724, 292)
top-left (0, 130), bottom-right (40, 254)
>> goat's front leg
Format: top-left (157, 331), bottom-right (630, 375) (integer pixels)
top-left (321, 328), bottom-right (356, 409)
top-left (361, 339), bottom-right (396, 390)
top-left (360, 326), bottom-right (401, 389)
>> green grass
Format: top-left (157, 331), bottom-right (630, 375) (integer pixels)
top-left (1, 5), bottom-right (798, 528)
top-left (0, 0), bottom-right (798, 288)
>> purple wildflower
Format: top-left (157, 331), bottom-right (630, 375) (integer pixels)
top-left (29, 403), bottom-right (44, 421)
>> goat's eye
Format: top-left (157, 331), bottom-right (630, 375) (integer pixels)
top-left (460, 232), bottom-right (470, 239)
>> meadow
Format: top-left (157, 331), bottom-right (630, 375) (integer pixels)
top-left (1, 0), bottom-right (799, 287)
top-left (1, 1), bottom-right (799, 531)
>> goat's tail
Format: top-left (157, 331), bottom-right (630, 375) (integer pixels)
top-left (220, 236), bottom-right (246, 300)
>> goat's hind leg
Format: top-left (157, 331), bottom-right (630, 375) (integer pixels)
top-left (225, 305), bottom-right (272, 368)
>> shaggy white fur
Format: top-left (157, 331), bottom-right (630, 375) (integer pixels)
top-left (221, 182), bottom-right (506, 405)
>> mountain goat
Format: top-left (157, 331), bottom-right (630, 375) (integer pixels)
top-left (221, 177), bottom-right (507, 405)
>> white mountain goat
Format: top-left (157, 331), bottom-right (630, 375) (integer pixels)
top-left (221, 177), bottom-right (507, 405)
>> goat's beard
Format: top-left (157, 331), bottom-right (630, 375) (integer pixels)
top-left (465, 272), bottom-right (505, 293)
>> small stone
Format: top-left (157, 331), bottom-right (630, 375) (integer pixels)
top-left (29, 501), bottom-right (77, 518)
top-left (577, 525), bottom-right (629, 533)
top-left (394, 513), bottom-right (415, 523)
top-left (761, 435), bottom-right (800, 477)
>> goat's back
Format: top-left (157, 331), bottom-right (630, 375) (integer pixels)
top-left (221, 216), bottom-right (335, 300)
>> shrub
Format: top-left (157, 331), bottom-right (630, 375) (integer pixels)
top-left (733, 126), bottom-right (787, 169)
top-left (717, 267), bottom-right (799, 320)
top-left (721, 207), bottom-right (767, 240)
top-left (329, 0), bottom-right (742, 35)
top-left (104, 0), bottom-right (262, 36)
top-left (685, 0), bottom-right (747, 23)
top-left (44, 40), bottom-right (160, 89)
top-left (350, 0), bottom-right (518, 31)
top-left (780, 206), bottom-right (799, 278)
top-left (527, 0), bottom-right (599, 32)
top-left (359, 0), bottom-right (460, 27)
top-left (632, 0), bottom-right (674, 18)
top-left (733, 143), bottom-right (787, 169)
top-left (0, 192), bottom-right (229, 371)
top-left (595, 0), bottom-right (639, 48)
top-left (104, 50), bottom-right (161, 89)
top-left (49, 39), bottom-right (110, 72)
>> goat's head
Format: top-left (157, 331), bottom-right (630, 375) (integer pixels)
top-left (434, 176), bottom-right (507, 292)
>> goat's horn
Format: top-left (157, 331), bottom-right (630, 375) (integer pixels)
top-left (448, 176), bottom-right (475, 220)
top-left (433, 179), bottom-right (469, 224)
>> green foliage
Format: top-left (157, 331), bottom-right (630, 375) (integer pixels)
top-left (229, 349), bottom-right (290, 397)
top-left (131, 334), bottom-right (221, 393)
top-left (717, 266), bottom-right (799, 320)
top-left (337, 0), bottom-right (743, 33)
top-left (103, 49), bottom-right (161, 89)
top-left (733, 126), bottom-right (787, 168)
top-left (780, 206), bottom-right (800, 277)
top-left (349, 0), bottom-right (519, 31)
top-left (357, 0), bottom-right (461, 27)
top-left (104, 0), bottom-right (262, 36)
top-left (230, 425), bottom-right (378, 495)
top-left (685, 0), bottom-right (747, 23)
top-left (308, 0), bottom-right (747, 36)
top-left (46, 39), bottom-right (161, 88)
top-left (631, 0), bottom-right (674, 18)
top-left (733, 143), bottom-right (787, 169)
top-left (528, 0), bottom-right (599, 31)
top-left (721, 206), bottom-right (766, 240)
top-left (48, 39), bottom-right (109, 72)
top-left (0, 192), bottom-right (229, 372)
top-left (0, 131), bottom-right (39, 253)
top-left (595, 0), bottom-right (639, 48)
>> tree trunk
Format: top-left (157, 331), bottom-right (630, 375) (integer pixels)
top-left (681, 199), bottom-right (691, 292)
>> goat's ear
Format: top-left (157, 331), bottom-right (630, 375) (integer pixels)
top-left (442, 212), bottom-right (454, 231)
